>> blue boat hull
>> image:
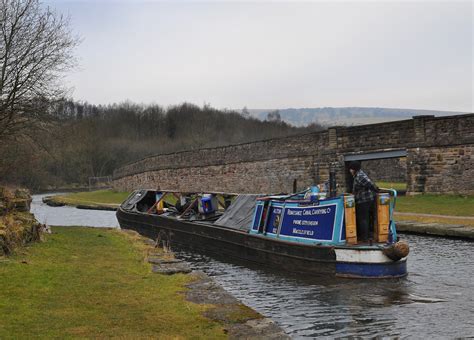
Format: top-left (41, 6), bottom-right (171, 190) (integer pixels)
top-left (336, 260), bottom-right (407, 279)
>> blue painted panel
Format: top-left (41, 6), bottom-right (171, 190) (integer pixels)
top-left (265, 206), bottom-right (283, 234)
top-left (340, 220), bottom-right (346, 241)
top-left (336, 260), bottom-right (407, 278)
top-left (279, 203), bottom-right (338, 241)
top-left (251, 204), bottom-right (264, 231)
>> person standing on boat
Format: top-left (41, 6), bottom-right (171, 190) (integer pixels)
top-left (348, 161), bottom-right (379, 242)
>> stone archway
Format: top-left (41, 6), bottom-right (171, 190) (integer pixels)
top-left (343, 149), bottom-right (408, 193)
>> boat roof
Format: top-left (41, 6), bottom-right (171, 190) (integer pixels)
top-left (214, 194), bottom-right (259, 232)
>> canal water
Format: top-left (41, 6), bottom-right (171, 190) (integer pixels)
top-left (31, 194), bottom-right (474, 338)
top-left (31, 193), bottom-right (119, 228)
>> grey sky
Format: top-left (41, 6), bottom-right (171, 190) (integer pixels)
top-left (51, 1), bottom-right (473, 112)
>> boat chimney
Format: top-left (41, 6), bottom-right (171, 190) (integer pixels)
top-left (329, 163), bottom-right (337, 197)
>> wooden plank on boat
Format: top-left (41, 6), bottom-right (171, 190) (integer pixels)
top-left (146, 192), bottom-right (167, 214)
top-left (178, 197), bottom-right (198, 218)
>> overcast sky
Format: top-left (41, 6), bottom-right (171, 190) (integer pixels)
top-left (50, 1), bottom-right (473, 112)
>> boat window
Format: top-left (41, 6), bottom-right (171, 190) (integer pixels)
top-left (121, 190), bottom-right (156, 211)
top-left (136, 191), bottom-right (157, 212)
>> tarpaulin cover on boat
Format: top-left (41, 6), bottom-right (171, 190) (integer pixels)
top-left (214, 194), bottom-right (259, 231)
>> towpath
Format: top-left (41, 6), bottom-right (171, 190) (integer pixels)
top-left (396, 212), bottom-right (474, 220)
top-left (395, 212), bottom-right (474, 239)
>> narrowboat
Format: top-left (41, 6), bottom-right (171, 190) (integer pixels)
top-left (116, 186), bottom-right (409, 279)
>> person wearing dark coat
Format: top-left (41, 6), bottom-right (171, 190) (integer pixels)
top-left (348, 161), bottom-right (379, 242)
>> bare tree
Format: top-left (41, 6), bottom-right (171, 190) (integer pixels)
top-left (267, 110), bottom-right (281, 122)
top-left (0, 0), bottom-right (79, 141)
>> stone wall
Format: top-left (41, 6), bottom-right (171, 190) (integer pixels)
top-left (363, 158), bottom-right (407, 183)
top-left (406, 144), bottom-right (474, 194)
top-left (114, 155), bottom-right (318, 194)
top-left (113, 132), bottom-right (327, 179)
top-left (113, 114), bottom-right (474, 195)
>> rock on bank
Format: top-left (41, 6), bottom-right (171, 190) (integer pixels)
top-left (0, 186), bottom-right (46, 256)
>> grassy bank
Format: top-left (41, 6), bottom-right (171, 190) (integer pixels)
top-left (376, 181), bottom-right (407, 191)
top-left (0, 227), bottom-right (226, 338)
top-left (373, 182), bottom-right (473, 221)
top-left (396, 194), bottom-right (474, 217)
top-left (373, 181), bottom-right (472, 216)
top-left (47, 190), bottom-right (181, 210)
top-left (395, 214), bottom-right (474, 227)
top-left (47, 189), bottom-right (130, 208)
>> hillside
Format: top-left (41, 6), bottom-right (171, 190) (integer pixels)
top-left (249, 107), bottom-right (467, 126)
top-left (0, 102), bottom-right (322, 190)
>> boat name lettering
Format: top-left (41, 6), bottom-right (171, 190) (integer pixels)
top-left (293, 220), bottom-right (319, 226)
top-left (287, 208), bottom-right (331, 216)
top-left (292, 228), bottom-right (315, 236)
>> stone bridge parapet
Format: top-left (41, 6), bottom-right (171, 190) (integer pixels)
top-left (113, 114), bottom-right (474, 195)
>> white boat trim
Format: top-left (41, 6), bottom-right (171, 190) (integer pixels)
top-left (335, 248), bottom-right (403, 263)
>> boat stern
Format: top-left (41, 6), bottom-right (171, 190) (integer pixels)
top-left (335, 246), bottom-right (408, 279)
